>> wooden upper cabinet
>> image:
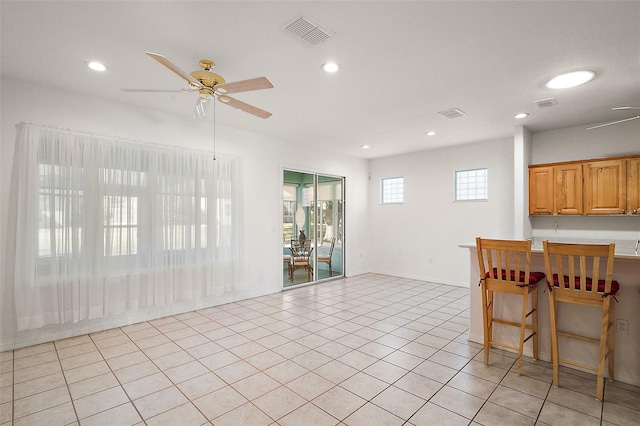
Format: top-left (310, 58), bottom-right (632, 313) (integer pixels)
top-left (529, 166), bottom-right (554, 214)
top-left (583, 159), bottom-right (627, 215)
top-left (628, 157), bottom-right (640, 215)
top-left (554, 163), bottom-right (583, 215)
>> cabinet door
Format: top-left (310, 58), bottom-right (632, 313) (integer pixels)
top-left (628, 157), bottom-right (640, 215)
top-left (554, 164), bottom-right (583, 215)
top-left (583, 159), bottom-right (627, 215)
top-left (529, 167), bottom-right (554, 214)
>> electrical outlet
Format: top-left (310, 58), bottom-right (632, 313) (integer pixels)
top-left (616, 319), bottom-right (629, 335)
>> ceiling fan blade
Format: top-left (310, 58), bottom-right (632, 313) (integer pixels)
top-left (216, 77), bottom-right (273, 94)
top-left (146, 52), bottom-right (202, 87)
top-left (193, 98), bottom-right (211, 120)
top-left (612, 106), bottom-right (640, 110)
top-left (218, 95), bottom-right (272, 119)
top-left (121, 88), bottom-right (192, 93)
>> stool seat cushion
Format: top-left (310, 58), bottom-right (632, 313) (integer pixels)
top-left (487, 268), bottom-right (545, 284)
top-left (551, 274), bottom-right (620, 294)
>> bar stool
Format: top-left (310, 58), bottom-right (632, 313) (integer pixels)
top-left (476, 237), bottom-right (546, 374)
top-left (542, 241), bottom-right (620, 400)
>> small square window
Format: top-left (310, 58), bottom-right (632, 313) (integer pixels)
top-left (382, 177), bottom-right (404, 204)
top-left (455, 168), bottom-right (488, 201)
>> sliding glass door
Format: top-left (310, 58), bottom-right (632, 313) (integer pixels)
top-left (283, 170), bottom-right (343, 287)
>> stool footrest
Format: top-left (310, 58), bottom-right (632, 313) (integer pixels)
top-left (557, 331), bottom-right (599, 344)
top-left (559, 358), bottom-right (598, 373)
top-left (492, 318), bottom-right (533, 329)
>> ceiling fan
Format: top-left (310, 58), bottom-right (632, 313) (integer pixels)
top-left (586, 107), bottom-right (640, 130)
top-left (122, 52), bottom-right (273, 119)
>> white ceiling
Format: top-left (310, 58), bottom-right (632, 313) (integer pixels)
top-left (2, 1), bottom-right (639, 159)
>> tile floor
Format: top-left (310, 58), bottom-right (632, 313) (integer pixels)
top-left (1, 273), bottom-right (638, 425)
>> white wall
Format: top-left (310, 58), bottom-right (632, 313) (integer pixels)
top-left (0, 77), bottom-right (370, 350)
top-left (367, 138), bottom-right (515, 286)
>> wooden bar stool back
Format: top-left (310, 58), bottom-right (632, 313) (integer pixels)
top-left (542, 241), bottom-right (620, 400)
top-left (476, 237), bottom-right (546, 374)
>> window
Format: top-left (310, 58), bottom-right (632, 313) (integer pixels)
top-left (455, 168), bottom-right (488, 201)
top-left (14, 123), bottom-right (244, 330)
top-left (381, 177), bottom-right (404, 204)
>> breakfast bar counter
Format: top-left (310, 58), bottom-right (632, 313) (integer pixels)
top-left (461, 241), bottom-right (640, 387)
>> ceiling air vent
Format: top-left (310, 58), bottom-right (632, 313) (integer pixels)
top-left (535, 97), bottom-right (558, 108)
top-left (283, 14), bottom-right (335, 46)
top-left (438, 108), bottom-right (467, 119)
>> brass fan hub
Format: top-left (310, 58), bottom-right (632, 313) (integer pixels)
top-left (190, 60), bottom-right (225, 88)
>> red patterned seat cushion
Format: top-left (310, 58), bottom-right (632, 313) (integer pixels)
top-left (487, 268), bottom-right (545, 284)
top-left (551, 274), bottom-right (620, 294)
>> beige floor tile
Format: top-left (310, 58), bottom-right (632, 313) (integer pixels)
top-left (199, 350), bottom-right (241, 371)
top-left (74, 386), bottom-right (129, 419)
top-left (0, 401), bottom-right (12, 424)
top-left (394, 371), bottom-right (443, 401)
top-left (314, 360), bottom-right (358, 384)
top-left (163, 360), bottom-right (209, 385)
top-left (212, 401), bottom-right (272, 426)
top-left (14, 343), bottom-right (54, 359)
top-left (93, 334), bottom-right (132, 350)
top-left (370, 385), bottom-right (426, 420)
top-left (475, 401), bottom-right (535, 426)
top-left (153, 350), bottom-right (195, 371)
top-left (264, 359), bottom-right (309, 384)
top-left (63, 360), bottom-right (111, 384)
top-left (429, 350), bottom-right (471, 370)
top-left (215, 360), bottom-right (260, 384)
top-left (448, 371), bottom-right (497, 399)
top-left (177, 372), bottom-right (226, 400)
top-left (429, 385), bottom-right (484, 420)
top-left (245, 350), bottom-right (288, 371)
top-left (113, 360), bottom-right (160, 384)
top-left (104, 350), bottom-right (148, 372)
top-left (133, 386), bottom-right (189, 420)
top-left (286, 371), bottom-right (335, 400)
top-left (340, 372), bottom-right (388, 400)
top-left (172, 334), bottom-right (210, 350)
top-left (123, 372), bottom-right (173, 400)
top-left (146, 402), bottom-right (207, 426)
top-left (412, 359), bottom-right (458, 384)
top-left (489, 384), bottom-right (544, 419)
top-left (13, 371), bottom-right (66, 400)
top-left (602, 400), bottom-right (640, 426)
top-left (344, 402), bottom-right (405, 426)
top-left (538, 401), bottom-right (600, 426)
top-left (547, 386), bottom-right (603, 419)
top-left (253, 386), bottom-right (307, 421)
top-left (291, 349), bottom-right (332, 370)
top-left (399, 341), bottom-right (438, 359)
top-left (337, 350), bottom-right (378, 371)
top-left (143, 342), bottom-right (182, 360)
top-left (13, 350), bottom-right (58, 371)
top-left (192, 385), bottom-right (248, 420)
top-left (74, 406), bottom-right (122, 426)
top-left (278, 402), bottom-right (339, 426)
top-left (59, 350), bottom-right (104, 371)
top-left (364, 360), bottom-right (408, 384)
top-left (185, 341), bottom-right (224, 359)
top-left (99, 342), bottom-right (139, 359)
top-left (409, 401), bottom-right (470, 426)
top-left (13, 386), bottom-right (71, 419)
top-left (13, 401), bottom-right (76, 426)
top-left (603, 381), bottom-right (640, 411)
top-left (0, 385), bottom-right (12, 405)
top-left (312, 386), bottom-right (366, 421)
top-left (499, 371), bottom-right (551, 399)
top-left (232, 372), bottom-right (280, 400)
top-left (14, 361), bottom-right (62, 385)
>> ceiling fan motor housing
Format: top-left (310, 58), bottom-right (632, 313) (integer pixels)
top-left (190, 69), bottom-right (225, 89)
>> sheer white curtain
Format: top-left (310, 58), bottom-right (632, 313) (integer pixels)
top-left (14, 123), bottom-right (243, 330)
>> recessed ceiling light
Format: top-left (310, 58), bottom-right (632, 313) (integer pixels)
top-left (86, 61), bottom-right (107, 72)
top-left (545, 70), bottom-right (595, 89)
top-left (322, 62), bottom-right (340, 73)
top-left (514, 113), bottom-right (529, 119)
top-left (426, 131), bottom-right (436, 136)
top-left (361, 145), bottom-right (370, 149)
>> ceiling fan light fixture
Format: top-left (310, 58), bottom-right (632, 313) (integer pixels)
top-left (219, 95), bottom-right (231, 103)
top-left (545, 70), bottom-right (595, 89)
top-left (86, 61), bottom-right (107, 72)
top-left (322, 62), bottom-right (340, 73)
top-left (514, 113), bottom-right (529, 119)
